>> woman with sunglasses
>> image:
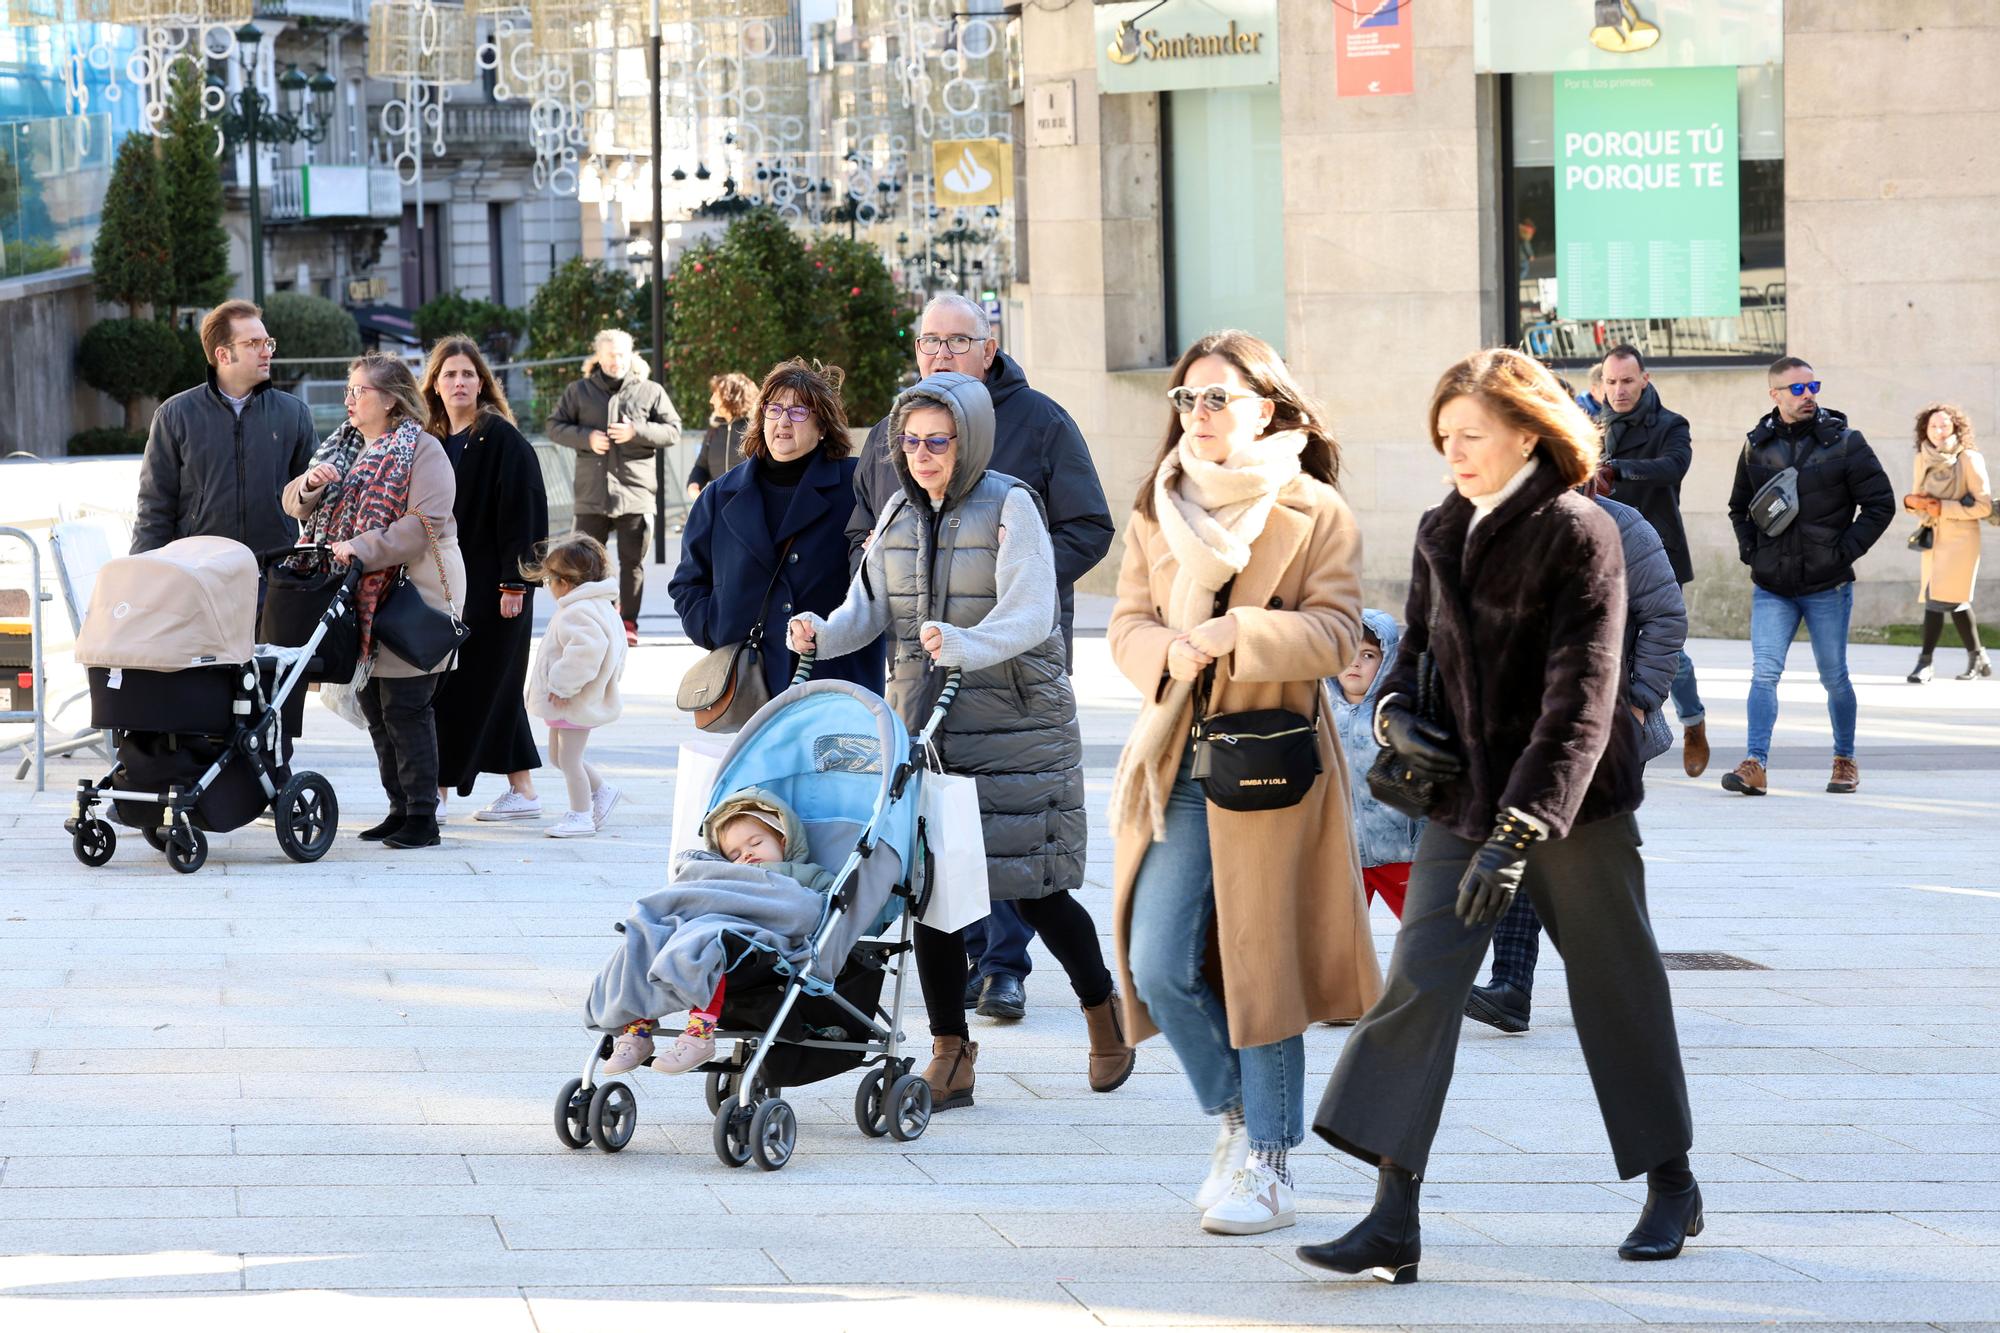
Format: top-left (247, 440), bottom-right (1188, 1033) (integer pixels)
top-left (1105, 330), bottom-right (1379, 1238)
top-left (669, 359), bottom-right (884, 711)
top-left (788, 371), bottom-right (1137, 1113)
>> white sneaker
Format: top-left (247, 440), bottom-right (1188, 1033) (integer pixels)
top-left (590, 783), bottom-right (622, 830)
top-left (1200, 1163), bottom-right (1296, 1236)
top-left (1193, 1119), bottom-right (1252, 1210)
top-left (475, 790), bottom-right (543, 822)
top-left (547, 810), bottom-right (596, 838)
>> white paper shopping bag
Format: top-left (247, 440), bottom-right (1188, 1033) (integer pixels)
top-left (670, 734), bottom-right (733, 860)
top-left (915, 770), bottom-right (990, 934)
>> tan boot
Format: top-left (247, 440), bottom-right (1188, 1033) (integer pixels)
top-left (1720, 757), bottom-right (1767, 797)
top-left (923, 1035), bottom-right (977, 1110)
top-left (1681, 721), bottom-right (1710, 778)
top-left (1082, 993), bottom-right (1136, 1093)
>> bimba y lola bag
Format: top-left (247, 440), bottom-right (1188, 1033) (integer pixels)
top-left (1186, 582), bottom-right (1323, 813)
top-left (675, 538), bottom-right (795, 733)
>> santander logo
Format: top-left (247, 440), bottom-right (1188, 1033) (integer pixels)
top-left (942, 146), bottom-right (993, 195)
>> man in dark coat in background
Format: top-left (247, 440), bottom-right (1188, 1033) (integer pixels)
top-left (847, 293), bottom-right (1114, 1023)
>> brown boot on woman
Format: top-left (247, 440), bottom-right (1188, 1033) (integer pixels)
top-left (923, 1036), bottom-right (978, 1110)
top-left (1083, 994), bottom-right (1136, 1092)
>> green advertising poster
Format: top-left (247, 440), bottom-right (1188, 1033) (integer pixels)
top-left (1554, 66), bottom-right (1740, 319)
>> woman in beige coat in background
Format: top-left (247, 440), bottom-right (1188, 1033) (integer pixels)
top-left (285, 353), bottom-right (464, 849)
top-left (1108, 329), bottom-right (1381, 1240)
top-left (1904, 402), bottom-right (1992, 682)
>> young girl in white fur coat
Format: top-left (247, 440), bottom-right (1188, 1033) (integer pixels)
top-left (524, 533), bottom-right (628, 838)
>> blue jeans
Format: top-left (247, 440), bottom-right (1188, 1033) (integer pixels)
top-left (1747, 583), bottom-right (1857, 764)
top-left (963, 901), bottom-right (1033, 983)
top-left (1669, 650), bottom-right (1705, 729)
top-left (1126, 765), bottom-right (1305, 1152)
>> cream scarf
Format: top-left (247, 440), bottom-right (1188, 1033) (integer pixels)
top-left (1109, 428), bottom-right (1308, 840)
top-left (1919, 434), bottom-right (1973, 504)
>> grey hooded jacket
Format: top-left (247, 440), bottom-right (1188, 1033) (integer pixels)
top-left (546, 356), bottom-right (683, 517)
top-left (804, 371), bottom-right (1084, 902)
top-left (132, 374), bottom-right (317, 558)
top-left (1598, 495), bottom-right (1688, 762)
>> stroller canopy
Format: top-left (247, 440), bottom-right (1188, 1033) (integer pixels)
top-left (75, 536), bottom-right (259, 671)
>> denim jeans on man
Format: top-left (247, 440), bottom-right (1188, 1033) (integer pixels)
top-left (963, 901), bottom-right (1033, 984)
top-left (1747, 582), bottom-right (1857, 763)
top-left (1126, 758), bottom-right (1303, 1152)
top-left (1669, 650), bottom-right (1704, 729)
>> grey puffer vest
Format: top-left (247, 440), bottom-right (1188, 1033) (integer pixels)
top-left (877, 472), bottom-right (1085, 902)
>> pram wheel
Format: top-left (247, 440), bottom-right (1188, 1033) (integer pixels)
top-left (854, 1066), bottom-right (893, 1138)
top-left (553, 1078), bottom-right (591, 1148)
top-left (165, 825), bottom-right (207, 875)
top-left (587, 1081), bottom-right (638, 1152)
top-left (749, 1097), bottom-right (797, 1171)
top-left (712, 1094), bottom-right (754, 1168)
top-left (703, 1068), bottom-right (735, 1115)
top-left (142, 826), bottom-right (168, 852)
top-left (887, 1073), bottom-right (931, 1142)
top-left (274, 772), bottom-right (338, 863)
top-left (72, 819), bottom-right (116, 867)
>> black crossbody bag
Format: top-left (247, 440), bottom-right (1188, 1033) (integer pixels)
top-left (1366, 568), bottom-right (1453, 818)
top-left (1186, 581), bottom-right (1323, 812)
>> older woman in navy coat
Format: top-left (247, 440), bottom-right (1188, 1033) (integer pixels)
top-left (670, 359), bottom-right (884, 699)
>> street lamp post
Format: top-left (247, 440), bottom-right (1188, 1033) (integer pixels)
top-left (213, 23), bottom-right (334, 305)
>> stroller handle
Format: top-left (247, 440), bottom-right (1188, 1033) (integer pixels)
top-left (790, 647), bottom-right (816, 688)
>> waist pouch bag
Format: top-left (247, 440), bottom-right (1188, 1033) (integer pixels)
top-left (1185, 580), bottom-right (1322, 813)
top-left (1748, 465), bottom-right (1801, 537)
top-left (372, 514), bottom-right (469, 672)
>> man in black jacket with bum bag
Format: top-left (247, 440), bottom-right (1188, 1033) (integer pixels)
top-left (1721, 356), bottom-right (1894, 798)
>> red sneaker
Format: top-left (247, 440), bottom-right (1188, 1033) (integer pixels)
top-left (623, 619), bottom-right (639, 647)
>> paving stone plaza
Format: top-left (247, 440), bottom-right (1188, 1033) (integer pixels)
top-left (2, 597), bottom-right (1997, 1331)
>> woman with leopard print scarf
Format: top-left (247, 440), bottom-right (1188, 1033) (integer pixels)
top-left (286, 353), bottom-right (465, 850)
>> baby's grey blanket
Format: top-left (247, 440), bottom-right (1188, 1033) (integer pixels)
top-left (586, 851), bottom-right (828, 1033)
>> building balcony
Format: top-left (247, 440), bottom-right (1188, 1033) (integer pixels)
top-left (254, 0), bottom-right (365, 21)
top-left (440, 102), bottom-right (535, 161)
top-left (266, 163), bottom-right (402, 224)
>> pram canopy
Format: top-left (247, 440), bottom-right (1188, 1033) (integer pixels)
top-left (75, 537), bottom-right (257, 672)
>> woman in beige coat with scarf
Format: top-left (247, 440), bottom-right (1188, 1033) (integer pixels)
top-left (1903, 402), bottom-right (1992, 682)
top-left (1108, 330), bottom-right (1381, 1240)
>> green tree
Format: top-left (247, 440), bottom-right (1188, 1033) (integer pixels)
top-left (413, 289), bottom-right (529, 348)
top-left (525, 256), bottom-right (640, 414)
top-left (158, 56), bottom-right (230, 310)
top-left (261, 291), bottom-right (361, 385)
top-left (77, 317), bottom-right (186, 430)
top-left (93, 133), bottom-right (173, 317)
top-left (805, 234), bottom-right (913, 425)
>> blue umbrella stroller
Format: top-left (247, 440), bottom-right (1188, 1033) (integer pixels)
top-left (555, 662), bottom-right (962, 1171)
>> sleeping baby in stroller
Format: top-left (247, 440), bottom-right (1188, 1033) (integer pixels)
top-left (588, 787), bottom-right (835, 1076)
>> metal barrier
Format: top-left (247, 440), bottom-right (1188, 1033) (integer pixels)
top-left (0, 526), bottom-right (47, 792)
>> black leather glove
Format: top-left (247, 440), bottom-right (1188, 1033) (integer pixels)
top-left (1377, 699), bottom-right (1464, 783)
top-left (1455, 811), bottom-right (1540, 926)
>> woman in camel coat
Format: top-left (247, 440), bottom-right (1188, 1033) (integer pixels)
top-left (1903, 402), bottom-right (1992, 682)
top-left (1108, 330), bottom-right (1380, 1240)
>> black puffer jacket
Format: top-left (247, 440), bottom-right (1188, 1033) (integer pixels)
top-left (1727, 407), bottom-right (1895, 599)
top-left (1602, 384), bottom-right (1695, 584)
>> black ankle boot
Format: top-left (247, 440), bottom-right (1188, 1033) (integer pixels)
top-left (359, 813), bottom-right (407, 842)
top-left (1619, 1180), bottom-right (1703, 1260)
top-left (1296, 1163), bottom-right (1422, 1283)
top-left (1907, 654), bottom-right (1934, 684)
top-left (383, 815), bottom-right (440, 849)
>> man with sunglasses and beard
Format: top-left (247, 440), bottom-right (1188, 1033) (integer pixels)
top-left (847, 293), bottom-right (1114, 1025)
top-left (1723, 357), bottom-right (1894, 798)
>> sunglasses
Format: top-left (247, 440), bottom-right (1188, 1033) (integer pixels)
top-left (897, 433), bottom-right (955, 456)
top-left (1781, 380), bottom-right (1823, 396)
top-left (1168, 385), bottom-right (1264, 415)
top-left (763, 403), bottom-right (813, 422)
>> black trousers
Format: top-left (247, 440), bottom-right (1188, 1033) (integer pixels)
top-left (576, 512), bottom-right (649, 624)
top-left (915, 892), bottom-right (1114, 1039)
top-left (358, 674), bottom-right (442, 818)
top-left (1313, 813), bottom-right (1692, 1180)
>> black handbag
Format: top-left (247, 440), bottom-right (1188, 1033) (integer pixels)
top-left (1186, 582), bottom-right (1324, 813)
top-left (1908, 524), bottom-right (1935, 552)
top-left (371, 513), bottom-right (469, 672)
top-left (1367, 569), bottom-right (1455, 819)
top-left (262, 549), bottom-right (360, 683)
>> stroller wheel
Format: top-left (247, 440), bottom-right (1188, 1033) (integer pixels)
top-left (274, 772), bottom-right (339, 863)
top-left (711, 1094), bottom-right (754, 1168)
top-left (72, 819), bottom-right (116, 868)
top-left (142, 826), bottom-right (168, 852)
top-left (749, 1097), bottom-right (797, 1172)
top-left (588, 1081), bottom-right (638, 1152)
top-left (165, 825), bottom-right (208, 875)
top-left (553, 1078), bottom-right (591, 1149)
top-left (853, 1066), bottom-right (893, 1138)
top-left (703, 1068), bottom-right (736, 1116)
top-left (887, 1073), bottom-right (932, 1142)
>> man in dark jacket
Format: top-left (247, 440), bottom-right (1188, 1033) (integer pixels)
top-left (1722, 357), bottom-right (1894, 798)
top-left (133, 299), bottom-right (316, 561)
top-left (1592, 344), bottom-right (1710, 777)
top-left (547, 328), bottom-right (682, 643)
top-left (1465, 494), bottom-right (1687, 1033)
top-left (846, 293), bottom-right (1115, 1022)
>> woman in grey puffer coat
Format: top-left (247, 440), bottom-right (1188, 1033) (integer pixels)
top-left (789, 371), bottom-right (1134, 1111)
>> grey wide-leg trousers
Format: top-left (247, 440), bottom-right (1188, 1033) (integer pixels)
top-left (1313, 813), bottom-right (1693, 1180)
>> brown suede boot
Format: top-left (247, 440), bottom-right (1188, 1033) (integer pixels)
top-left (923, 1036), bottom-right (977, 1110)
top-left (1720, 757), bottom-right (1767, 797)
top-left (1083, 994), bottom-right (1136, 1093)
top-left (1681, 722), bottom-right (1710, 778)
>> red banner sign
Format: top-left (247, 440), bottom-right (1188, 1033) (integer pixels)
top-left (1335, 0), bottom-right (1414, 98)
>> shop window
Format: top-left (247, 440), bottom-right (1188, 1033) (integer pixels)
top-left (1503, 65), bottom-right (1784, 365)
top-left (1164, 86), bottom-right (1284, 357)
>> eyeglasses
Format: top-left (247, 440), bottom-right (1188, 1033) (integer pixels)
top-left (763, 403), bottom-right (813, 423)
top-left (916, 334), bottom-right (983, 356)
top-left (232, 337), bottom-right (278, 354)
top-left (897, 433), bottom-right (955, 456)
top-left (1168, 385), bottom-right (1264, 415)
top-left (342, 385), bottom-right (376, 401)
top-left (1782, 380), bottom-right (1823, 396)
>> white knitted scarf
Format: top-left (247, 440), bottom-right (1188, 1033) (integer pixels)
top-left (1109, 429), bottom-right (1308, 840)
